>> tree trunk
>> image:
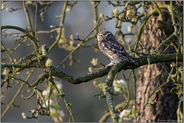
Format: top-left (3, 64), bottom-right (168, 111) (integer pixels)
top-left (136, 2), bottom-right (180, 122)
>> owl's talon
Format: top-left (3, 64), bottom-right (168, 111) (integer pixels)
top-left (105, 62), bottom-right (114, 68)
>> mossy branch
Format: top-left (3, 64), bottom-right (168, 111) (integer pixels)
top-left (3, 53), bottom-right (181, 85)
top-left (100, 63), bottom-right (121, 122)
top-left (48, 53), bottom-right (182, 84)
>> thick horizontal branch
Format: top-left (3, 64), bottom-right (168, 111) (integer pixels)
top-left (2, 53), bottom-right (182, 85)
top-left (48, 53), bottom-right (183, 84)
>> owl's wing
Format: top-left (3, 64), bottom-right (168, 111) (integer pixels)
top-left (103, 40), bottom-right (138, 65)
top-left (103, 39), bottom-right (127, 56)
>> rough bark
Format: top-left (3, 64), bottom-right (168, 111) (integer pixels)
top-left (136, 2), bottom-right (180, 122)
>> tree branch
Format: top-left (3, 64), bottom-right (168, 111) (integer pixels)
top-left (2, 53), bottom-right (182, 85)
top-left (48, 53), bottom-right (182, 84)
top-left (1, 25), bottom-right (39, 51)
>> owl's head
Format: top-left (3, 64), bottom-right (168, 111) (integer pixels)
top-left (97, 31), bottom-right (114, 41)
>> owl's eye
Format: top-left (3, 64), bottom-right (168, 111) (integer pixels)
top-left (105, 32), bottom-right (113, 40)
top-left (97, 31), bottom-right (114, 41)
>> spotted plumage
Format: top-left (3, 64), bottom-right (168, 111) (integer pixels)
top-left (97, 31), bottom-right (138, 66)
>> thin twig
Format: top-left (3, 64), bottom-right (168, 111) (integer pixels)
top-left (1, 25), bottom-right (39, 51)
top-left (143, 67), bottom-right (174, 109)
top-left (23, 1), bottom-right (34, 36)
top-left (56, 20), bottom-right (105, 68)
top-left (48, 1), bottom-right (68, 53)
top-left (1, 68), bottom-right (36, 117)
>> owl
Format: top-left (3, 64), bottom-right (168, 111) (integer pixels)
top-left (97, 31), bottom-right (138, 67)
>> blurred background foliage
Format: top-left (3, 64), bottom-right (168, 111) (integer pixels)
top-left (1, 1), bottom-right (183, 122)
top-left (2, 1), bottom-right (137, 122)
